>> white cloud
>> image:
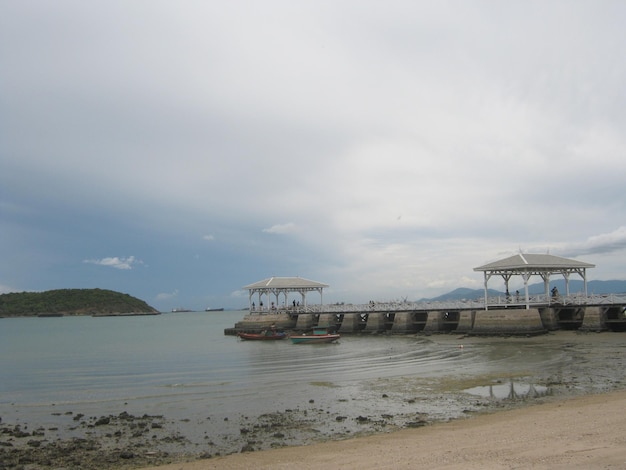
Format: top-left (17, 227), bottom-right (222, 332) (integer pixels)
top-left (156, 289), bottom-right (179, 300)
top-left (203, 235), bottom-right (215, 241)
top-left (230, 290), bottom-right (247, 299)
top-left (262, 223), bottom-right (297, 235)
top-left (83, 256), bottom-right (142, 270)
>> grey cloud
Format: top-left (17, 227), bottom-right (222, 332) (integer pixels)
top-left (559, 227), bottom-right (626, 257)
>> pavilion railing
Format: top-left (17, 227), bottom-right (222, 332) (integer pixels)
top-left (248, 293), bottom-right (626, 314)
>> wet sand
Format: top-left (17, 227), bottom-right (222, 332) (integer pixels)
top-left (143, 389), bottom-right (626, 469)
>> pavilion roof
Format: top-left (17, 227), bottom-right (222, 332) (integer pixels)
top-left (243, 276), bottom-right (329, 290)
top-left (474, 253), bottom-right (595, 272)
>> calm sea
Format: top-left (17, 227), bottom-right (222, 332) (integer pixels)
top-left (1, 311), bottom-right (624, 451)
top-left (0, 312), bottom-right (461, 410)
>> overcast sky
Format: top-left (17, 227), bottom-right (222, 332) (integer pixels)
top-left (2, 1), bottom-right (625, 311)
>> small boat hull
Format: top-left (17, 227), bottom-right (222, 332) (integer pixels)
top-left (238, 332), bottom-right (287, 341)
top-left (290, 334), bottom-right (340, 344)
top-left (290, 327), bottom-right (340, 344)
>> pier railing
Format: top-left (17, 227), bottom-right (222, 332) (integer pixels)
top-left (249, 293), bottom-right (626, 314)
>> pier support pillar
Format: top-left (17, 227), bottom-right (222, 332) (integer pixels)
top-left (423, 311), bottom-right (442, 333)
top-left (538, 308), bottom-right (559, 331)
top-left (317, 313), bottom-right (338, 331)
top-left (455, 311), bottom-right (475, 333)
top-left (391, 312), bottom-right (415, 334)
top-left (363, 312), bottom-right (386, 333)
top-left (338, 313), bottom-right (360, 333)
top-left (295, 314), bottom-right (315, 330)
top-left (580, 306), bottom-right (607, 331)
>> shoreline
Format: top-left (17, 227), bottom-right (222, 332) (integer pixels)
top-left (143, 389), bottom-right (626, 469)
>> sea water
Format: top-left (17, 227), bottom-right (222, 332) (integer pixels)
top-left (1, 311), bottom-right (625, 450)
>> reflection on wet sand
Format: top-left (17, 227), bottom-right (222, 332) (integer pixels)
top-left (465, 380), bottom-right (552, 400)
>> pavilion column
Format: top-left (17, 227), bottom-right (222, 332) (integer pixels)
top-left (502, 274), bottom-right (513, 301)
top-left (563, 272), bottom-right (571, 296)
top-left (522, 272), bottom-right (531, 309)
top-left (483, 272), bottom-right (489, 310)
top-left (541, 273), bottom-right (550, 302)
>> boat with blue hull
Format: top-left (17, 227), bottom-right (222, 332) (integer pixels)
top-left (290, 327), bottom-right (340, 344)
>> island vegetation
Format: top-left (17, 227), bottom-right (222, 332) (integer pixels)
top-left (0, 288), bottom-right (159, 317)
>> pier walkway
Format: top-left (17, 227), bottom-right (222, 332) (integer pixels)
top-left (252, 293), bottom-right (626, 315)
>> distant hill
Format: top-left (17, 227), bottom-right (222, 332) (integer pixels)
top-left (0, 288), bottom-right (159, 317)
top-left (424, 280), bottom-right (626, 302)
top-left (424, 287), bottom-right (501, 302)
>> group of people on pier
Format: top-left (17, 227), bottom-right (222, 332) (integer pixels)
top-left (251, 299), bottom-right (301, 312)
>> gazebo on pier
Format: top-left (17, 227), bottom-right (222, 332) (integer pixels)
top-left (474, 253), bottom-right (595, 309)
top-left (243, 276), bottom-right (329, 312)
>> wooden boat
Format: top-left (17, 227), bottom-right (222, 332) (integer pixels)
top-left (237, 331), bottom-right (287, 341)
top-left (290, 327), bottom-right (340, 344)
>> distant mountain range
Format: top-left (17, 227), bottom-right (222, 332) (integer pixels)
top-left (424, 280), bottom-right (626, 302)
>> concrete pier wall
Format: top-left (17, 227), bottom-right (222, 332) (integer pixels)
top-left (363, 312), bottom-right (386, 333)
top-left (455, 311), bottom-right (475, 333)
top-left (225, 305), bottom-right (626, 336)
top-left (317, 313), bottom-right (338, 330)
top-left (295, 313), bottom-right (315, 330)
top-left (538, 308), bottom-right (558, 330)
top-left (580, 306), bottom-right (606, 331)
top-left (233, 313), bottom-right (296, 332)
top-left (339, 313), bottom-right (360, 333)
top-left (470, 308), bottom-right (545, 335)
top-left (423, 311), bottom-right (442, 333)
top-left (391, 312), bottom-right (415, 334)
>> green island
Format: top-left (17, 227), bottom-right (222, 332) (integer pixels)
top-left (0, 288), bottom-right (160, 317)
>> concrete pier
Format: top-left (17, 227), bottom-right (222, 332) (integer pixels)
top-left (317, 313), bottom-right (337, 330)
top-left (423, 311), bottom-right (442, 333)
top-left (295, 313), bottom-right (315, 330)
top-left (580, 306), bottom-right (606, 331)
top-left (231, 313), bottom-right (296, 333)
top-left (455, 310), bottom-right (475, 333)
top-left (538, 308), bottom-right (559, 331)
top-left (390, 312), bottom-right (417, 334)
top-left (470, 308), bottom-right (546, 335)
top-left (338, 313), bottom-right (360, 333)
top-left (363, 312), bottom-right (387, 333)
top-left (225, 302), bottom-right (626, 336)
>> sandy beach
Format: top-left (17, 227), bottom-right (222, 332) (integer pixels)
top-left (143, 389), bottom-right (626, 470)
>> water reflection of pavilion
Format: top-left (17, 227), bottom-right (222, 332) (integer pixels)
top-left (468, 380), bottom-right (551, 401)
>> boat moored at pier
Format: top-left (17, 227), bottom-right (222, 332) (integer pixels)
top-left (290, 327), bottom-right (340, 344)
top-left (238, 331), bottom-right (287, 340)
